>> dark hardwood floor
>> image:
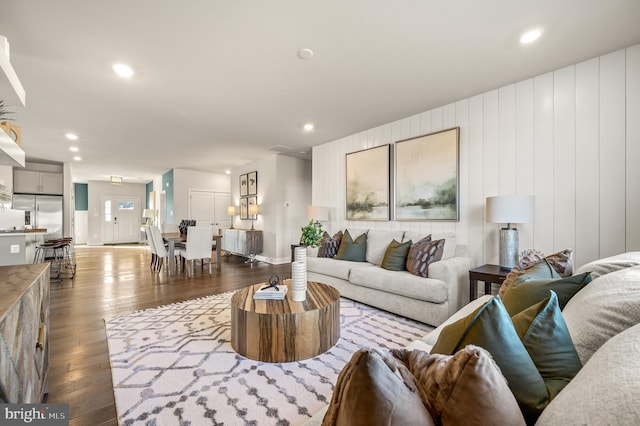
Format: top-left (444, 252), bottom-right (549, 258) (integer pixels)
top-left (45, 244), bottom-right (292, 426)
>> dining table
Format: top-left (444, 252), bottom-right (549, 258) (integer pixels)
top-left (162, 232), bottom-right (223, 272)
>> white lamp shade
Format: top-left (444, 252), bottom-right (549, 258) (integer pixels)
top-left (142, 208), bottom-right (155, 219)
top-left (248, 204), bottom-right (259, 216)
top-left (227, 205), bottom-right (237, 215)
top-left (307, 205), bottom-right (329, 221)
top-left (486, 195), bottom-right (535, 224)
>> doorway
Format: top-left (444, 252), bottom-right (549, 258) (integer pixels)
top-left (188, 190), bottom-right (231, 233)
top-left (101, 196), bottom-right (141, 244)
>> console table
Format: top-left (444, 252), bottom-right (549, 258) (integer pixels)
top-left (222, 228), bottom-right (263, 259)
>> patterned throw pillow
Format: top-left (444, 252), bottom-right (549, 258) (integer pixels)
top-left (406, 237), bottom-right (445, 278)
top-left (318, 230), bottom-right (343, 258)
top-left (498, 249), bottom-right (573, 298)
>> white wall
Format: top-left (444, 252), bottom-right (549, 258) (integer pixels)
top-left (172, 168), bottom-right (230, 223)
top-left (87, 181), bottom-right (147, 245)
top-left (313, 44), bottom-right (640, 269)
top-left (230, 154), bottom-right (311, 263)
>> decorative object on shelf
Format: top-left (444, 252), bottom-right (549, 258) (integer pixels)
top-left (395, 127), bottom-right (460, 221)
top-left (248, 171), bottom-right (258, 195)
top-left (292, 246), bottom-right (308, 301)
top-left (227, 205), bottom-right (237, 228)
top-left (142, 208), bottom-right (155, 226)
top-left (486, 195), bottom-right (535, 270)
top-left (0, 100), bottom-right (20, 145)
top-left (346, 144), bottom-right (390, 221)
top-left (248, 202), bottom-right (259, 230)
top-left (240, 173), bottom-right (248, 196)
top-left (300, 219), bottom-right (323, 247)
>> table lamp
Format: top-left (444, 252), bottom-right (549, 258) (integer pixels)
top-left (307, 206), bottom-right (329, 225)
top-left (486, 195), bottom-right (535, 270)
top-left (142, 208), bottom-right (155, 226)
top-left (248, 204), bottom-right (259, 230)
top-left (227, 205), bottom-right (237, 229)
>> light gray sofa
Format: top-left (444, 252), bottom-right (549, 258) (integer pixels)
top-left (308, 251), bottom-right (640, 425)
top-left (307, 229), bottom-right (473, 327)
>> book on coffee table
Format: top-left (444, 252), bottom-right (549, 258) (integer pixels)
top-left (253, 285), bottom-right (288, 300)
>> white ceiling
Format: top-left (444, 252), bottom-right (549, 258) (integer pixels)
top-left (1, 0), bottom-right (639, 183)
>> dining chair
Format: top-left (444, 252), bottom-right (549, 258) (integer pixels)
top-left (145, 225), bottom-right (158, 270)
top-left (150, 225), bottom-right (182, 272)
top-left (180, 226), bottom-right (214, 275)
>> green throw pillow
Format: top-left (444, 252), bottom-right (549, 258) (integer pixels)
top-left (430, 293), bottom-right (581, 423)
top-left (334, 230), bottom-right (367, 262)
top-left (502, 272), bottom-right (593, 316)
top-left (380, 239), bottom-right (412, 271)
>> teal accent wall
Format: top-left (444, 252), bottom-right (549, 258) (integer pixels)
top-left (146, 181), bottom-right (153, 209)
top-left (74, 183), bottom-right (88, 211)
top-left (162, 169), bottom-right (174, 223)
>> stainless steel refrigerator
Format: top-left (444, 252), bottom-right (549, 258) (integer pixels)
top-left (13, 194), bottom-right (63, 240)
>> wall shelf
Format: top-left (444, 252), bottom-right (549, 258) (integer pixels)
top-left (0, 127), bottom-right (24, 167)
top-left (0, 48), bottom-right (26, 107)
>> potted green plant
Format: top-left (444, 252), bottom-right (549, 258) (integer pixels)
top-left (300, 219), bottom-right (323, 248)
top-left (0, 100), bottom-right (20, 145)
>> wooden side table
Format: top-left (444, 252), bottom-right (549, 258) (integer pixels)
top-left (469, 264), bottom-right (509, 300)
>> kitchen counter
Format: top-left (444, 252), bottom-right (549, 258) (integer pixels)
top-left (0, 228), bottom-right (47, 235)
top-left (0, 230), bottom-right (47, 266)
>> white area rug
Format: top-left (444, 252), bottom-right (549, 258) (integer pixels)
top-left (105, 292), bottom-right (433, 425)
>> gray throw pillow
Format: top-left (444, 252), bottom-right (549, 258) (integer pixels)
top-left (406, 237), bottom-right (445, 278)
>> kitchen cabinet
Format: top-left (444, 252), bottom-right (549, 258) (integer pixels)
top-left (14, 169), bottom-right (63, 195)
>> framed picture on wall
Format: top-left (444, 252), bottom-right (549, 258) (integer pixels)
top-left (248, 171), bottom-right (258, 195)
top-left (239, 197), bottom-right (248, 220)
top-left (395, 127), bottom-right (460, 221)
top-left (345, 144), bottom-right (390, 221)
top-left (240, 174), bottom-right (248, 197)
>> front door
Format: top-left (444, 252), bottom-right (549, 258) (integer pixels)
top-left (102, 196), bottom-right (141, 244)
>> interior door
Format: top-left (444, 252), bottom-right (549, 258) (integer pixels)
top-left (189, 190), bottom-right (231, 233)
top-left (102, 196), bottom-right (141, 244)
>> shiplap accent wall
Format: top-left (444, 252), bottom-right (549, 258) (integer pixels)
top-left (312, 44), bottom-right (640, 268)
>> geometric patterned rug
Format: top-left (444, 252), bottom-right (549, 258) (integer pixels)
top-left (104, 292), bottom-right (433, 425)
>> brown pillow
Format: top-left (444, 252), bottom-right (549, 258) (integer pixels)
top-left (406, 238), bottom-right (445, 278)
top-left (498, 249), bottom-right (573, 298)
top-left (392, 346), bottom-right (525, 426)
top-left (322, 349), bottom-right (434, 426)
top-left (318, 230), bottom-right (343, 258)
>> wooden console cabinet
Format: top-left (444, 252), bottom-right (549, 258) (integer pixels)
top-left (0, 263), bottom-right (50, 403)
top-left (222, 228), bottom-right (263, 258)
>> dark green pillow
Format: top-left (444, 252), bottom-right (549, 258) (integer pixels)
top-left (334, 230), bottom-right (367, 262)
top-left (430, 293), bottom-right (581, 423)
top-left (502, 272), bottom-right (593, 316)
top-left (380, 239), bottom-right (412, 271)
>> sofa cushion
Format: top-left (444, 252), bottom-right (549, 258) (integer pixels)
top-left (574, 251), bottom-right (640, 279)
top-left (349, 266), bottom-right (448, 304)
top-left (501, 271), bottom-right (593, 316)
top-left (498, 249), bottom-right (573, 297)
top-left (307, 256), bottom-right (373, 281)
top-left (562, 265), bottom-right (640, 364)
top-left (318, 230), bottom-right (343, 258)
top-left (380, 239), bottom-right (412, 271)
top-left (406, 238), bottom-right (445, 278)
top-left (392, 346), bottom-right (525, 426)
top-left (365, 230), bottom-right (404, 265)
top-left (536, 322), bottom-right (640, 426)
top-left (335, 230), bottom-right (368, 262)
top-left (403, 231), bottom-right (457, 259)
top-left (430, 293), bottom-right (580, 423)
top-left (321, 349), bottom-right (435, 426)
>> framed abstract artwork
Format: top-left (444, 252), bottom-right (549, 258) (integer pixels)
top-left (395, 127), bottom-right (460, 221)
top-left (247, 171), bottom-right (258, 195)
top-left (240, 174), bottom-right (248, 197)
top-left (239, 197), bottom-right (248, 220)
top-left (345, 144), bottom-right (390, 221)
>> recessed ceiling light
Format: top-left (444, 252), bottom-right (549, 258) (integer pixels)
top-left (297, 48), bottom-right (314, 60)
top-left (69, 146), bottom-right (79, 152)
top-left (113, 63), bottom-right (134, 78)
top-left (73, 156), bottom-right (82, 161)
top-left (303, 123), bottom-right (314, 131)
top-left (520, 28), bottom-right (543, 44)
top-left (65, 133), bottom-right (79, 140)
top-left (225, 170), bottom-right (231, 175)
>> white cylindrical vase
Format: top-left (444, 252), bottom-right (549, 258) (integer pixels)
top-left (291, 260), bottom-right (307, 301)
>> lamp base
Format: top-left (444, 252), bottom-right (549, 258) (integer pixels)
top-left (499, 227), bottom-right (519, 270)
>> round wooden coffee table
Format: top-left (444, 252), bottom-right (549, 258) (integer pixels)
top-left (230, 280), bottom-right (340, 363)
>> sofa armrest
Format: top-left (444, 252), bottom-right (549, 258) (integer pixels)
top-left (428, 256), bottom-right (474, 316)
